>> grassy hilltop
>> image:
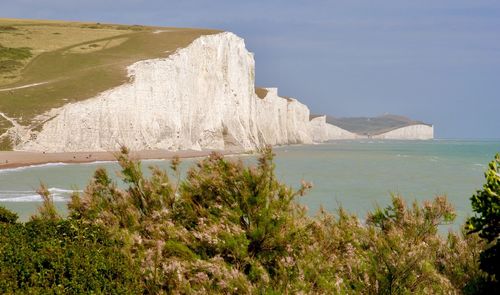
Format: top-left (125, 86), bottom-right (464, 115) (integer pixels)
top-left (0, 18), bottom-right (219, 149)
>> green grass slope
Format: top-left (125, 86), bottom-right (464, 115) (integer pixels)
top-left (0, 18), bottom-right (220, 150)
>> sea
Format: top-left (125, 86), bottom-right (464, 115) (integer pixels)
top-left (1, 140), bottom-right (499, 230)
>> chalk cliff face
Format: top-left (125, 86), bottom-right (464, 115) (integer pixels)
top-left (371, 124), bottom-right (434, 140)
top-left (16, 33), bottom-right (318, 152)
top-left (309, 116), bottom-right (359, 141)
top-left (254, 88), bottom-right (313, 146)
top-left (14, 32), bottom-right (433, 152)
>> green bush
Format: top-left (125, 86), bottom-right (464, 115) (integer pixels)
top-left (0, 207), bottom-right (141, 294)
top-left (0, 45), bottom-right (32, 61)
top-left (0, 44), bottom-right (32, 73)
top-left (65, 147), bottom-right (485, 293)
top-left (0, 205), bottom-right (18, 224)
top-left (0, 147), bottom-right (491, 293)
top-left (364, 196), bottom-right (486, 294)
top-left (467, 153), bottom-right (500, 281)
top-left (69, 147), bottom-right (310, 293)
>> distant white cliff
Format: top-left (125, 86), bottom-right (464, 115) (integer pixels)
top-left (371, 124), bottom-right (434, 140)
top-left (309, 116), bottom-right (359, 141)
top-left (14, 32), bottom-right (431, 152)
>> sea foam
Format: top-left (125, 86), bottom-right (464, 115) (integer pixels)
top-left (0, 162), bottom-right (69, 174)
top-left (0, 187), bottom-right (80, 202)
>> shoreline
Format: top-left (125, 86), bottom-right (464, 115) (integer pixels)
top-left (0, 149), bottom-right (245, 170)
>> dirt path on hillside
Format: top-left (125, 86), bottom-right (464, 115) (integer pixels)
top-left (0, 112), bottom-right (21, 128)
top-left (0, 82), bottom-right (49, 92)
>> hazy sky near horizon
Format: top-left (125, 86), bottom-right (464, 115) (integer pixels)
top-left (2, 0), bottom-right (499, 138)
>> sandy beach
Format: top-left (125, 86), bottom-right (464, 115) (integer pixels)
top-left (0, 149), bottom-right (244, 170)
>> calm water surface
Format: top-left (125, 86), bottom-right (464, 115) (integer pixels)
top-left (1, 140), bottom-right (498, 228)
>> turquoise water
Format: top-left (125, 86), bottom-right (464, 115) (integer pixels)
top-left (1, 140), bottom-right (498, 227)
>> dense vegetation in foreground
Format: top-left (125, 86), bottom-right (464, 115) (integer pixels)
top-left (0, 148), bottom-right (498, 294)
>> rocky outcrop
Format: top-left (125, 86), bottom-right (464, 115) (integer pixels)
top-left (16, 33), bottom-right (320, 152)
top-left (371, 124), bottom-right (434, 140)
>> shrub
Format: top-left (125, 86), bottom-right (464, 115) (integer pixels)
top-left (0, 44), bottom-right (32, 73)
top-left (69, 147), bottom-right (311, 293)
top-left (0, 205), bottom-right (18, 224)
top-left (0, 45), bottom-right (32, 61)
top-left (0, 208), bottom-right (141, 293)
top-left (66, 147), bottom-right (485, 294)
top-left (1, 147), bottom-right (489, 293)
top-left (467, 153), bottom-right (500, 280)
top-left (365, 196), bottom-right (464, 294)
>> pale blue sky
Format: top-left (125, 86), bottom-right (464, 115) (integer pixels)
top-left (2, 0), bottom-right (499, 138)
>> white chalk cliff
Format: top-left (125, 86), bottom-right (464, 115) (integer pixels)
top-left (14, 32), bottom-right (431, 152)
top-left (371, 124), bottom-right (434, 140)
top-left (16, 32), bottom-right (329, 152)
top-left (309, 116), bottom-right (359, 141)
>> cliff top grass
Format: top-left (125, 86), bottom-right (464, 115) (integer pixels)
top-left (0, 18), bottom-right (220, 149)
top-left (255, 87), bottom-right (268, 99)
top-left (321, 114), bottom-right (432, 136)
